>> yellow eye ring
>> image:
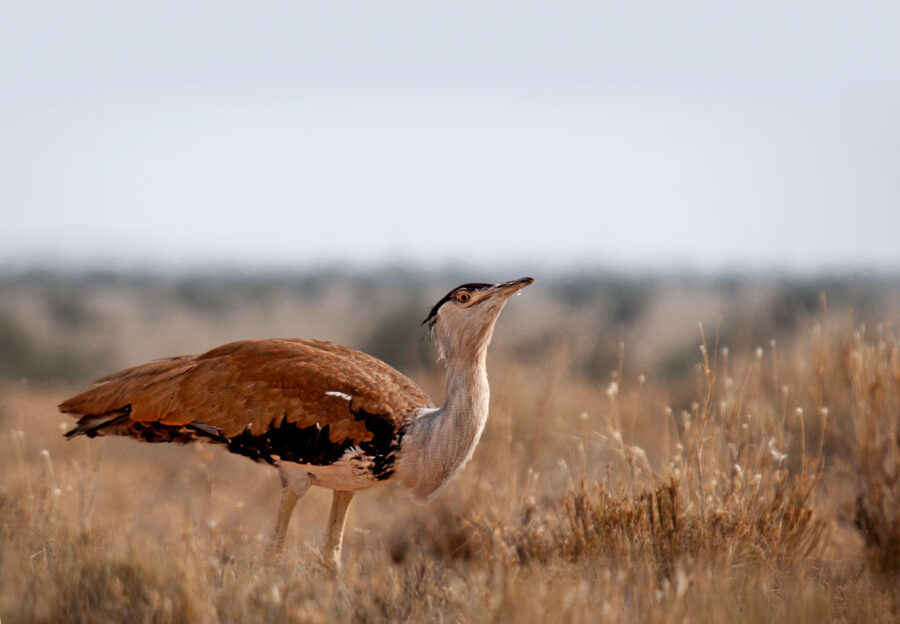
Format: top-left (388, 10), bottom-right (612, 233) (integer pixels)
top-left (457, 291), bottom-right (471, 303)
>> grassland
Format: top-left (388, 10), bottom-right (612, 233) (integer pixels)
top-left (1, 270), bottom-right (899, 622)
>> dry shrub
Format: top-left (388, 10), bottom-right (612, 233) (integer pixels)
top-left (491, 470), bottom-right (824, 575)
top-left (847, 325), bottom-right (900, 574)
top-left (475, 323), bottom-right (829, 586)
top-left (4, 310), bottom-right (900, 622)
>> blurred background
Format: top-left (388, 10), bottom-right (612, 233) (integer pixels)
top-left (3, 6), bottom-right (900, 619)
top-left (1, 1), bottom-right (899, 382)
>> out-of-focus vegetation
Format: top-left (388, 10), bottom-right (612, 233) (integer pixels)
top-left (1, 269), bottom-right (898, 385)
top-left (1, 269), bottom-right (899, 622)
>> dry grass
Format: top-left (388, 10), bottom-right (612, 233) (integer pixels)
top-left (2, 302), bottom-right (900, 622)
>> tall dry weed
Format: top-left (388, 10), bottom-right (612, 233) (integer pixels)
top-left (1, 313), bottom-right (899, 621)
top-left (846, 325), bottom-right (900, 574)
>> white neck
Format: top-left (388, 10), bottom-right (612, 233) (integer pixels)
top-left (396, 349), bottom-right (490, 501)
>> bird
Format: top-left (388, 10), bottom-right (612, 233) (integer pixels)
top-left (59, 277), bottom-right (533, 567)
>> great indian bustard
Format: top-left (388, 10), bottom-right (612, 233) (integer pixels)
top-left (59, 277), bottom-right (533, 567)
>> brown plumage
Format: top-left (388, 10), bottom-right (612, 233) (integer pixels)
top-left (60, 338), bottom-right (430, 462)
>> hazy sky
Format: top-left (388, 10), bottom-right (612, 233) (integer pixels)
top-left (2, 2), bottom-right (899, 271)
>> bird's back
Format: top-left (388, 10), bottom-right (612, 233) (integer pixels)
top-left (59, 339), bottom-right (433, 476)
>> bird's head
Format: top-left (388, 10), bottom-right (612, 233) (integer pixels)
top-left (423, 277), bottom-right (534, 362)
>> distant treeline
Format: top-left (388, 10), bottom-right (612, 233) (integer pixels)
top-left (0, 268), bottom-right (898, 385)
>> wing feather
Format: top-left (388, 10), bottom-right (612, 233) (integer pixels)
top-left (59, 339), bottom-right (433, 447)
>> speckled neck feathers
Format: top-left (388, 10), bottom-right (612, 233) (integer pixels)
top-left (396, 351), bottom-right (490, 501)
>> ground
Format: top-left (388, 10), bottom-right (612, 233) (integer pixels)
top-left (1, 273), bottom-right (899, 622)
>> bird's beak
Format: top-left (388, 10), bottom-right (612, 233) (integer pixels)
top-left (491, 277), bottom-right (534, 298)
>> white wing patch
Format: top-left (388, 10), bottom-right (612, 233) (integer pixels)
top-left (413, 406), bottom-right (439, 419)
top-left (325, 391), bottom-right (352, 401)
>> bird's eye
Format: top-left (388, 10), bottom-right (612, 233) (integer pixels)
top-left (456, 291), bottom-right (471, 303)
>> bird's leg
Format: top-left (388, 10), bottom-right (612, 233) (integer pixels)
top-left (266, 469), bottom-right (312, 558)
top-left (266, 488), bottom-right (300, 557)
top-left (322, 490), bottom-right (355, 568)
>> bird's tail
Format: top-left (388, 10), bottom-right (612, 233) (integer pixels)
top-left (63, 408), bottom-right (131, 438)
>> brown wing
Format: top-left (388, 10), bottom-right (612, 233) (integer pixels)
top-left (59, 339), bottom-right (433, 453)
